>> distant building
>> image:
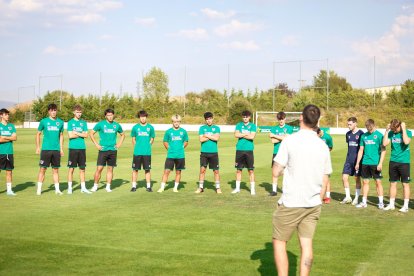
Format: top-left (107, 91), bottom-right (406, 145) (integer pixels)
top-left (364, 84), bottom-right (401, 98)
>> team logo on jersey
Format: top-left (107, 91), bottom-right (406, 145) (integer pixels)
top-left (356, 135), bottom-right (359, 139)
top-left (374, 135), bottom-right (377, 139)
top-left (147, 128), bottom-right (150, 132)
top-left (56, 122), bottom-right (60, 126)
top-left (80, 123), bottom-right (84, 127)
top-left (180, 131), bottom-right (183, 135)
top-left (113, 125), bottom-right (117, 129)
top-left (8, 126), bottom-right (12, 130)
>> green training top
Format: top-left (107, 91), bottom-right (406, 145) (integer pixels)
top-left (131, 123), bottom-right (155, 156)
top-left (163, 127), bottom-right (189, 159)
top-left (38, 117), bottom-right (64, 151)
top-left (235, 122), bottom-right (257, 151)
top-left (320, 132), bottom-right (333, 149)
top-left (199, 124), bottom-right (220, 153)
top-left (0, 122), bottom-right (16, 154)
top-left (93, 120), bottom-right (123, 151)
top-left (388, 130), bottom-right (412, 163)
top-left (360, 130), bottom-right (383, 165)
top-left (67, 118), bottom-right (88, 150)
top-left (271, 124), bottom-right (293, 154)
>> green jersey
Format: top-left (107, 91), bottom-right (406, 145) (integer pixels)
top-left (199, 124), bottom-right (220, 153)
top-left (271, 124), bottom-right (293, 154)
top-left (360, 130), bottom-right (383, 165)
top-left (388, 130), bottom-right (412, 163)
top-left (38, 117), bottom-right (64, 151)
top-left (163, 127), bottom-right (189, 159)
top-left (0, 122), bottom-right (16, 154)
top-left (320, 132), bottom-right (333, 150)
top-left (235, 122), bottom-right (256, 151)
top-left (93, 120), bottom-right (123, 151)
top-left (131, 123), bottom-right (155, 156)
top-left (67, 118), bottom-right (88, 150)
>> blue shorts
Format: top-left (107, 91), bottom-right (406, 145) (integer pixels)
top-left (342, 161), bottom-right (361, 176)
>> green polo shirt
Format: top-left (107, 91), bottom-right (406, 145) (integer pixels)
top-left (360, 130), bottom-right (383, 165)
top-left (131, 123), bottom-right (155, 156)
top-left (199, 124), bottom-right (220, 153)
top-left (38, 117), bottom-right (64, 151)
top-left (163, 127), bottom-right (189, 159)
top-left (235, 122), bottom-right (256, 151)
top-left (271, 124), bottom-right (293, 154)
top-left (388, 130), bottom-right (412, 163)
top-left (67, 118), bottom-right (88, 150)
top-left (0, 122), bottom-right (16, 154)
top-left (93, 120), bottom-right (123, 151)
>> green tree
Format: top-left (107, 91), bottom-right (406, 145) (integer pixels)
top-left (313, 70), bottom-right (352, 93)
top-left (227, 98), bottom-right (252, 124)
top-left (143, 67), bottom-right (169, 116)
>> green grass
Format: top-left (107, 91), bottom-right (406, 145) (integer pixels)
top-left (0, 129), bottom-right (413, 275)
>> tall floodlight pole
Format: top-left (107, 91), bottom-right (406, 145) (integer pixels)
top-left (272, 61), bottom-right (275, 111)
top-left (326, 59), bottom-right (329, 111)
top-left (373, 56), bottom-right (376, 108)
top-left (227, 64), bottom-right (230, 107)
top-left (183, 66), bottom-right (187, 117)
top-left (99, 72), bottom-right (102, 106)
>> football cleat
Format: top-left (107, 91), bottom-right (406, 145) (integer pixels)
top-left (231, 189), bottom-right (240, 194)
top-left (383, 204), bottom-right (395, 211)
top-left (399, 207), bottom-right (409, 213)
top-left (269, 191), bottom-right (277, 197)
top-left (130, 187), bottom-right (137, 192)
top-left (146, 187), bottom-right (153, 192)
top-left (81, 189), bottom-right (92, 194)
top-left (195, 188), bottom-right (204, 194)
top-left (356, 202), bottom-right (367, 208)
top-left (173, 188), bottom-right (178, 193)
top-left (340, 197), bottom-right (352, 204)
top-left (378, 203), bottom-right (384, 210)
top-left (6, 191), bottom-right (16, 196)
top-left (351, 197), bottom-right (359, 205)
top-left (216, 188), bottom-right (222, 194)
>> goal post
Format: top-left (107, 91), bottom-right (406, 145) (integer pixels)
top-left (254, 111), bottom-right (301, 133)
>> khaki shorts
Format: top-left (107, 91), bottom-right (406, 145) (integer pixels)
top-left (272, 204), bottom-right (321, 241)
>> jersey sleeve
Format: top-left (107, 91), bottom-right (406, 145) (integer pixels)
top-left (37, 119), bottom-right (44, 131)
top-left (67, 121), bottom-right (73, 132)
top-left (359, 134), bottom-right (365, 146)
top-left (198, 126), bottom-right (203, 135)
top-left (59, 120), bottom-right (64, 132)
top-left (406, 130), bottom-right (412, 138)
top-left (235, 123), bottom-right (241, 132)
top-left (327, 135), bottom-right (333, 148)
top-left (345, 132), bottom-right (349, 143)
top-left (150, 125), bottom-right (155, 138)
top-left (131, 125), bottom-right (137, 137)
top-left (216, 126), bottom-right (221, 134)
top-left (184, 130), bottom-right (189, 142)
top-left (83, 121), bottom-right (88, 132)
top-left (117, 123), bottom-right (123, 133)
top-left (163, 130), bottom-right (169, 142)
top-left (93, 122), bottom-right (101, 132)
top-left (287, 125), bottom-right (293, 134)
top-left (250, 124), bottom-right (257, 132)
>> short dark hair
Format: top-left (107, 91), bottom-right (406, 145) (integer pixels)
top-left (104, 108), bottom-right (115, 115)
top-left (204, 112), bottom-right (213, 119)
top-left (0, 108), bottom-right (10, 115)
top-left (276, 112), bottom-right (286, 120)
top-left (302, 105), bottom-right (320, 128)
top-left (365, 119), bottom-right (375, 127)
top-left (138, 110), bottom-right (148, 117)
top-left (315, 127), bottom-right (322, 135)
top-left (241, 110), bottom-right (251, 117)
top-left (347, 117), bottom-right (357, 123)
top-left (73, 104), bottom-right (82, 111)
top-left (390, 118), bottom-right (401, 131)
top-left (48, 103), bottom-right (58, 111)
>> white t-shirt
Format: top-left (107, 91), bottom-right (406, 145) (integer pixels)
top-left (274, 129), bottom-right (332, 207)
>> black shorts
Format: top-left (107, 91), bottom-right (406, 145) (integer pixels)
top-left (342, 161), bottom-right (361, 176)
top-left (361, 164), bottom-right (382, 179)
top-left (68, 149), bottom-right (86, 168)
top-left (165, 158), bottom-right (185, 171)
top-left (132, 155), bottom-right (151, 171)
top-left (0, 154), bottom-right (14, 171)
top-left (235, 150), bottom-right (254, 170)
top-left (200, 153), bottom-right (219, 170)
top-left (389, 161), bottom-right (410, 183)
top-left (97, 150), bottom-right (117, 167)
top-left (39, 150), bottom-right (61, 168)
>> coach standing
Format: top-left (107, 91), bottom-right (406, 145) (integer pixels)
top-left (271, 104), bottom-right (332, 276)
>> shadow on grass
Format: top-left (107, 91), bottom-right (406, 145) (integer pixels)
top-left (0, 182), bottom-right (36, 194)
top-left (227, 180), bottom-right (249, 192)
top-left (330, 191), bottom-right (345, 203)
top-left (260, 182), bottom-right (283, 194)
top-left (163, 181), bottom-right (188, 191)
top-left (251, 242), bottom-right (297, 276)
top-left (136, 180), bottom-right (158, 190)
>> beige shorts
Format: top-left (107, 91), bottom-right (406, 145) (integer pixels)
top-left (272, 204), bottom-right (321, 241)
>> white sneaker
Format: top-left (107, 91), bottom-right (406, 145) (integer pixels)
top-left (399, 207), bottom-right (409, 213)
top-left (157, 187), bottom-right (164, 193)
top-left (352, 197), bottom-right (359, 205)
top-left (55, 190), bottom-right (63, 195)
top-left (340, 197), bottom-right (352, 204)
top-left (356, 202), bottom-right (367, 208)
top-left (36, 190), bottom-right (41, 196)
top-left (173, 188), bottom-right (178, 193)
top-left (105, 188), bottom-right (112, 193)
top-left (81, 189), bottom-right (92, 194)
top-left (90, 186), bottom-right (98, 192)
top-left (250, 189), bottom-right (256, 195)
top-left (231, 189), bottom-right (240, 194)
top-left (383, 204), bottom-right (395, 211)
top-left (67, 189), bottom-right (72, 195)
top-left (6, 191), bottom-right (16, 196)
top-left (378, 203), bottom-right (384, 210)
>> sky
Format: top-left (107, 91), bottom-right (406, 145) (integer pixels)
top-left (1, 0), bottom-right (414, 104)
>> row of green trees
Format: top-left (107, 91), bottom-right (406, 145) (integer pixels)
top-left (11, 67), bottom-right (414, 126)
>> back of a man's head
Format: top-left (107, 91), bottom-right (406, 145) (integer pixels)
top-left (302, 105), bottom-right (320, 128)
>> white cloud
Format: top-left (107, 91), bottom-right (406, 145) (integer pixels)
top-left (214, 20), bottom-right (262, 37)
top-left (219, 40), bottom-right (260, 51)
top-left (9, 0), bottom-right (44, 12)
top-left (170, 28), bottom-right (209, 41)
top-left (43, 45), bottom-right (64, 55)
top-left (281, 35), bottom-right (299, 46)
top-left (201, 8), bottom-right (236, 19)
top-left (72, 42), bottom-right (96, 53)
top-left (67, 13), bottom-right (104, 23)
top-left (99, 34), bottom-right (113, 40)
top-left (134, 17), bottom-right (156, 27)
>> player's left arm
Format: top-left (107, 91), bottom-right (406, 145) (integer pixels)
top-left (401, 122), bottom-right (411, 145)
top-left (377, 145), bottom-right (386, 171)
top-left (320, 174), bottom-right (329, 200)
top-left (59, 132), bottom-right (64, 156)
top-left (116, 132), bottom-right (125, 149)
top-left (272, 161), bottom-right (285, 178)
top-left (0, 132), bottom-right (17, 142)
top-left (244, 131), bottom-right (256, 140)
top-left (207, 133), bottom-right (220, 141)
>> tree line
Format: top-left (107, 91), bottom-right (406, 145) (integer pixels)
top-left (10, 67), bottom-right (414, 127)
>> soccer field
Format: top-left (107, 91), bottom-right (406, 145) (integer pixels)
top-left (0, 129), bottom-right (413, 275)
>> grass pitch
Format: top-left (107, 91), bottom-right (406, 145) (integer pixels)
top-left (0, 129), bottom-right (413, 275)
